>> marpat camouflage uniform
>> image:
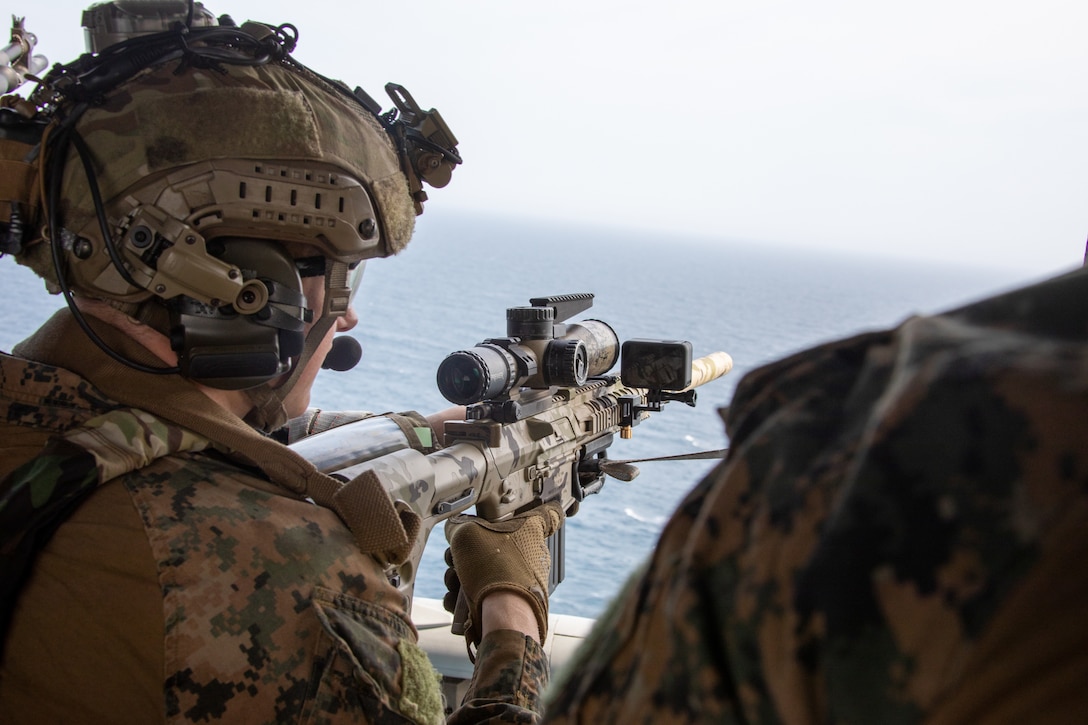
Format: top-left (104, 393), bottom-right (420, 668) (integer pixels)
top-left (544, 266), bottom-right (1088, 723)
top-left (0, 310), bottom-right (547, 723)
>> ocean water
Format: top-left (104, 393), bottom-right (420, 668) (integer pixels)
top-left (0, 212), bottom-right (1040, 618)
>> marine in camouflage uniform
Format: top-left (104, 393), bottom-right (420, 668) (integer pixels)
top-left (0, 309), bottom-right (552, 723)
top-left (0, 314), bottom-right (555, 725)
top-left (543, 266), bottom-right (1088, 723)
top-left (0, 8), bottom-right (550, 723)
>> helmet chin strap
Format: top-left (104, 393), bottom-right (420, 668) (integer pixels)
top-left (244, 312), bottom-right (336, 432)
top-left (243, 260), bottom-right (355, 432)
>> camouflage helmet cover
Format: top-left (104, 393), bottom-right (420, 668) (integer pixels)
top-left (23, 31), bottom-right (420, 306)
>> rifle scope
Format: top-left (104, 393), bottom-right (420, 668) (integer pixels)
top-left (436, 297), bottom-right (619, 406)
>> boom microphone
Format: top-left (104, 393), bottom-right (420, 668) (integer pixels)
top-left (321, 336), bottom-right (362, 371)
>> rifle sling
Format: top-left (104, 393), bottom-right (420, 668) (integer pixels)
top-left (608, 448), bottom-right (729, 465)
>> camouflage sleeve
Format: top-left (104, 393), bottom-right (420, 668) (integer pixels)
top-left (283, 408), bottom-right (376, 441)
top-left (448, 629), bottom-right (548, 724)
top-left (543, 267), bottom-right (1088, 723)
top-left (283, 408), bottom-right (441, 452)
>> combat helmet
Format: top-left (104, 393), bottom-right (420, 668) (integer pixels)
top-left (0, 0), bottom-right (459, 424)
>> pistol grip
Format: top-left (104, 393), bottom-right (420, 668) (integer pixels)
top-left (450, 589), bottom-right (470, 637)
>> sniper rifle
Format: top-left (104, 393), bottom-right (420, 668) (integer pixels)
top-left (290, 293), bottom-right (733, 616)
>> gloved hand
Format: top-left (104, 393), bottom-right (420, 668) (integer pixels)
top-left (443, 501), bottom-right (565, 652)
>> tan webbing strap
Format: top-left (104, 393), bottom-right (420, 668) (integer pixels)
top-left (0, 159), bottom-right (36, 204)
top-left (326, 469), bottom-right (420, 567)
top-left (0, 138), bottom-right (40, 225)
top-left (243, 279), bottom-right (340, 432)
top-left (16, 311), bottom-right (418, 564)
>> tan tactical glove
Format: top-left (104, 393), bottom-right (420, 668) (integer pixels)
top-left (443, 501), bottom-right (565, 654)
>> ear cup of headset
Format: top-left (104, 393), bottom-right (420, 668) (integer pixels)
top-left (169, 239), bottom-right (311, 390)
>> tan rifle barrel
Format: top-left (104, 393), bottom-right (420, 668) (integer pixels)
top-left (684, 352), bottom-right (733, 391)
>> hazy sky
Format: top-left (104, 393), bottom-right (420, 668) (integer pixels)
top-left (16, 0), bottom-right (1088, 276)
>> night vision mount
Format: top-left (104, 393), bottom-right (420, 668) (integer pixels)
top-left (367, 82), bottom-right (461, 216)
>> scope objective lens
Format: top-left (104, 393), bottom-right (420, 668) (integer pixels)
top-left (436, 345), bottom-right (519, 405)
